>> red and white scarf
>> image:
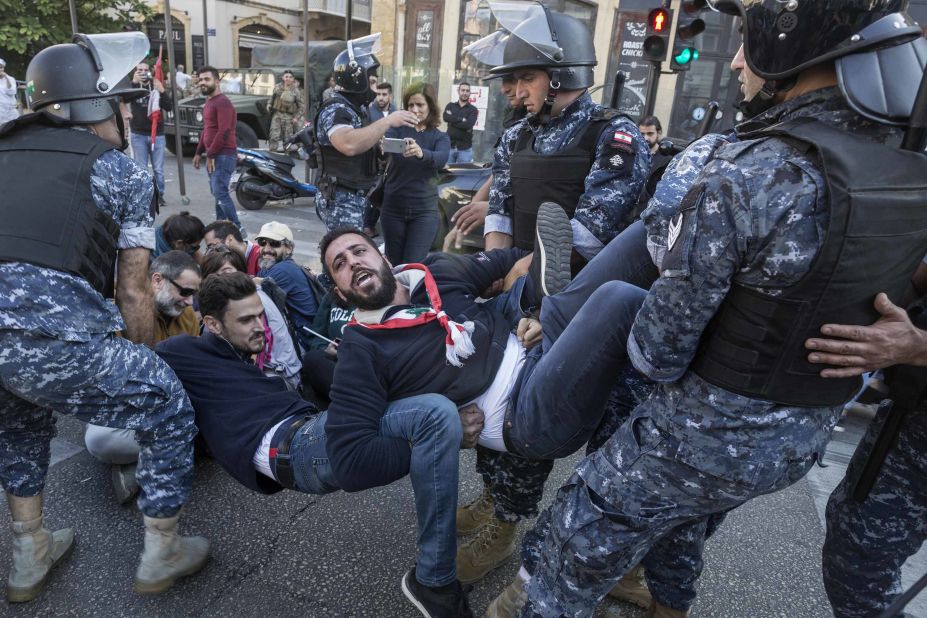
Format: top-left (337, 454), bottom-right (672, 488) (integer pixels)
top-left (347, 263), bottom-right (476, 367)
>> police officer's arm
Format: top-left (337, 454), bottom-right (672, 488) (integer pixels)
top-left (571, 121), bottom-right (651, 260)
top-left (453, 175), bottom-right (492, 235)
top-left (117, 248), bottom-right (155, 347)
top-left (329, 109), bottom-right (418, 157)
top-left (627, 159), bottom-right (748, 382)
top-left (805, 293), bottom-right (927, 377)
top-left (485, 123), bottom-right (521, 250)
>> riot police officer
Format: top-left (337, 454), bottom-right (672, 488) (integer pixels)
top-left (489, 1), bottom-right (927, 616)
top-left (0, 33), bottom-right (208, 601)
top-left (313, 34), bottom-right (418, 231)
top-left (455, 2), bottom-right (652, 588)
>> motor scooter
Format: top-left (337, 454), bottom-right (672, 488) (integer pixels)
top-left (230, 124), bottom-right (317, 210)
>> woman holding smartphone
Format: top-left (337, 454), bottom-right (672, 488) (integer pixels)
top-left (380, 81), bottom-right (451, 264)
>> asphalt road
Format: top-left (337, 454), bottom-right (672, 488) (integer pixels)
top-left (2, 151), bottom-right (923, 617)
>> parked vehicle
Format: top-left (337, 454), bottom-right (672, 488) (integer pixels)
top-left (231, 125), bottom-right (317, 211)
top-left (164, 41), bottom-right (345, 157)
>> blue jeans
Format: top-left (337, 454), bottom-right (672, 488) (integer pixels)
top-left (289, 395), bottom-right (462, 587)
top-left (448, 147), bottom-right (473, 164)
top-left (379, 200), bottom-right (439, 265)
top-left (208, 154), bottom-right (241, 226)
top-left (131, 133), bottom-right (166, 196)
top-left (506, 221), bottom-right (656, 459)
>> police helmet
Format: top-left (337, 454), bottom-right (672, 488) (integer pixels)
top-left (710, 0), bottom-right (920, 81)
top-left (26, 32), bottom-right (149, 124)
top-left (333, 33), bottom-right (381, 94)
top-left (488, 3), bottom-right (596, 90)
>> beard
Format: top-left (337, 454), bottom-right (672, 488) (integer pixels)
top-left (154, 286), bottom-right (185, 318)
top-left (340, 261), bottom-right (398, 310)
top-left (200, 82), bottom-right (216, 96)
top-left (258, 255), bottom-right (278, 271)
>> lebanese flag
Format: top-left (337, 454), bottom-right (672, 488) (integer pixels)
top-left (148, 46), bottom-right (163, 151)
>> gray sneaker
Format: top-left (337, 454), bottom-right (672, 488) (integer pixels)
top-left (525, 202), bottom-right (573, 311)
top-left (111, 463), bottom-right (140, 505)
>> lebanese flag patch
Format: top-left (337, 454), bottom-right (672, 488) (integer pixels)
top-left (612, 131), bottom-right (634, 146)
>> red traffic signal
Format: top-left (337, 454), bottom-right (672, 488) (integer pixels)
top-left (649, 8), bottom-right (670, 32)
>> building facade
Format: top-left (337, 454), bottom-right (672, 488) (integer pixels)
top-left (140, 0), bottom-right (371, 71)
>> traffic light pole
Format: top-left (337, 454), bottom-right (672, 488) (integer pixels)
top-left (644, 61), bottom-right (662, 118)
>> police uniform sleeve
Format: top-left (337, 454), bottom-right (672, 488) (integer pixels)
top-left (571, 117), bottom-right (651, 260)
top-left (485, 121), bottom-right (523, 237)
top-left (642, 133), bottom-right (735, 270)
top-left (627, 158), bottom-right (744, 382)
top-left (317, 102), bottom-right (358, 146)
top-left (90, 150), bottom-right (156, 251)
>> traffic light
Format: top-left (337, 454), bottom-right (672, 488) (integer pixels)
top-left (643, 7), bottom-right (673, 63)
top-left (670, 0), bottom-right (707, 71)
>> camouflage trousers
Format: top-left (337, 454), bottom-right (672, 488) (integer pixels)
top-left (269, 112), bottom-right (297, 150)
top-left (521, 409), bottom-right (823, 617)
top-left (315, 185), bottom-right (368, 232)
top-left (823, 405), bottom-right (927, 618)
top-left (0, 329), bottom-right (196, 518)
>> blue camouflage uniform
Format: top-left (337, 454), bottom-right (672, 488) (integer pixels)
top-left (473, 92), bottom-right (649, 531)
top-left (0, 139), bottom-right (196, 519)
top-left (514, 132), bottom-right (737, 613)
top-left (486, 92), bottom-right (651, 260)
top-left (314, 92), bottom-right (373, 231)
top-left (823, 403), bottom-right (927, 617)
top-left (520, 87), bottom-right (904, 617)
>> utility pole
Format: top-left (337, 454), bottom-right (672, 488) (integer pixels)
top-left (345, 0), bottom-right (353, 40)
top-left (164, 0), bottom-right (189, 205)
top-left (202, 0), bottom-right (209, 65)
top-left (68, 0), bottom-right (79, 34)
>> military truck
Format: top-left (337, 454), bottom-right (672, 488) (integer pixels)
top-left (164, 40), bottom-right (345, 157)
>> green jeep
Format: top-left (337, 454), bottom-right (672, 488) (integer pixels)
top-left (164, 40), bottom-right (346, 157)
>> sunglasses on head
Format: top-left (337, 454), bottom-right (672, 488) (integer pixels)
top-left (256, 238), bottom-right (283, 248)
top-left (165, 276), bottom-right (197, 298)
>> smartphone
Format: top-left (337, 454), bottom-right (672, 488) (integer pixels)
top-left (382, 137), bottom-right (407, 154)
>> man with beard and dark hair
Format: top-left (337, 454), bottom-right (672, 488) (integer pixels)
top-left (254, 221), bottom-right (319, 351)
top-left (84, 250), bottom-right (202, 505)
top-left (313, 34), bottom-right (419, 231)
top-left (156, 271), bottom-right (474, 618)
top-left (193, 66), bottom-right (243, 234)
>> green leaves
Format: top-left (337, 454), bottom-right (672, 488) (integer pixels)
top-left (0, 0), bottom-right (152, 76)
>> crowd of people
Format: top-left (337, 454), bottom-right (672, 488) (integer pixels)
top-left (1, 1), bottom-right (927, 617)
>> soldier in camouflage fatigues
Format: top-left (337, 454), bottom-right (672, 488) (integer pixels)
top-left (0, 32), bottom-right (208, 600)
top-left (0, 151), bottom-right (197, 518)
top-left (486, 93), bottom-right (651, 260)
top-left (513, 85), bottom-right (906, 617)
top-left (315, 93), bottom-right (380, 231)
top-left (268, 71), bottom-right (304, 152)
top-left (823, 406), bottom-right (927, 617)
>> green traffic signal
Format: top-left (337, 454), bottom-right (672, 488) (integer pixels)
top-left (673, 47), bottom-right (699, 65)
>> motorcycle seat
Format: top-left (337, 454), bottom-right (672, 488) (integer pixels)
top-left (263, 151), bottom-right (296, 168)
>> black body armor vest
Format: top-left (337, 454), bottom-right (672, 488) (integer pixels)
top-left (509, 110), bottom-right (620, 250)
top-left (692, 117), bottom-right (927, 407)
top-left (314, 97), bottom-right (379, 192)
top-left (0, 114), bottom-right (121, 297)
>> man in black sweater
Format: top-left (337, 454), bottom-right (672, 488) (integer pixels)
top-left (156, 272), bottom-right (475, 618)
top-left (127, 61), bottom-right (172, 207)
top-left (443, 82), bottom-right (478, 163)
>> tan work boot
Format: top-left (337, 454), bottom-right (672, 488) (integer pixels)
top-left (456, 486), bottom-right (494, 536)
top-left (134, 515), bottom-right (210, 594)
top-left (6, 493), bottom-right (75, 603)
top-left (457, 518), bottom-right (517, 584)
top-left (607, 563), bottom-right (652, 608)
top-left (486, 572), bottom-right (527, 618)
top-left (645, 601), bottom-right (690, 618)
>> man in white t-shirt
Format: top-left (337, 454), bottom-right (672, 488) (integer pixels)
top-left (0, 59), bottom-right (21, 125)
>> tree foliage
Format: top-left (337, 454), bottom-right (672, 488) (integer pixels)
top-left (0, 0), bottom-right (153, 77)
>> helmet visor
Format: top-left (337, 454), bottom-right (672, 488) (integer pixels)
top-left (463, 29), bottom-right (511, 67)
top-left (347, 33), bottom-right (382, 64)
top-left (82, 32), bottom-right (150, 95)
top-left (489, 1), bottom-right (564, 64)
